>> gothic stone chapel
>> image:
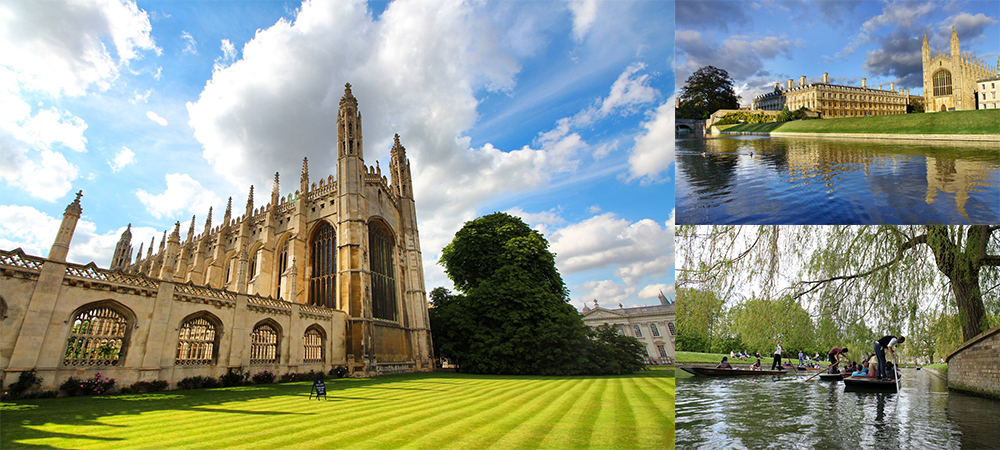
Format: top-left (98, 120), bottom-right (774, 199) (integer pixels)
top-left (1, 84), bottom-right (434, 390)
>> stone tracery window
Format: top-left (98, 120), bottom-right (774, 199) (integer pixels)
top-left (633, 325), bottom-right (643, 338)
top-left (276, 238), bottom-right (289, 297)
top-left (250, 323), bottom-right (279, 364)
top-left (176, 316), bottom-right (217, 364)
top-left (651, 323), bottom-right (661, 337)
top-left (64, 303), bottom-right (130, 366)
top-left (310, 222), bottom-right (336, 308)
top-left (933, 70), bottom-right (952, 96)
top-left (303, 326), bottom-right (325, 362)
top-left (369, 219), bottom-right (398, 321)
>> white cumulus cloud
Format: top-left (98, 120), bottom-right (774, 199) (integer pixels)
top-left (136, 173), bottom-right (222, 219)
top-left (568, 0), bottom-right (599, 42)
top-left (108, 146), bottom-right (135, 172)
top-left (628, 99), bottom-right (673, 183)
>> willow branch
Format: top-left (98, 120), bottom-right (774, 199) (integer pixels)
top-left (791, 232), bottom-right (928, 300)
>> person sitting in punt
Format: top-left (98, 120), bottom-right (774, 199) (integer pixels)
top-left (852, 362), bottom-right (869, 377)
top-left (717, 356), bottom-right (733, 369)
top-left (751, 358), bottom-right (762, 371)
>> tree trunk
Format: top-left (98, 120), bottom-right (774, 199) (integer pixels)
top-left (951, 274), bottom-right (986, 342)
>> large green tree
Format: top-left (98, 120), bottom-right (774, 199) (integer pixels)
top-left (433, 212), bottom-right (644, 375)
top-left (676, 66), bottom-right (741, 120)
top-left (675, 288), bottom-right (724, 352)
top-left (678, 226), bottom-right (1000, 345)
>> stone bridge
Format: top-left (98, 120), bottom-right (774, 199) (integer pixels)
top-left (676, 118), bottom-right (705, 136)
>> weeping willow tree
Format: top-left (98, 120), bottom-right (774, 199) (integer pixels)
top-left (677, 225), bottom-right (1000, 345)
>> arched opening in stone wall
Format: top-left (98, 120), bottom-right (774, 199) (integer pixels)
top-left (250, 320), bottom-right (281, 364)
top-left (63, 301), bottom-right (134, 366)
top-left (309, 222), bottom-right (336, 309)
top-left (176, 312), bottom-right (222, 365)
top-left (368, 218), bottom-right (398, 322)
top-left (303, 324), bottom-right (326, 363)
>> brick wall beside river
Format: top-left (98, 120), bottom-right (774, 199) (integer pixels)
top-left (947, 324), bottom-right (1000, 399)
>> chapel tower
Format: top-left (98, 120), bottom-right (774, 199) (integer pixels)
top-left (110, 224), bottom-right (133, 270)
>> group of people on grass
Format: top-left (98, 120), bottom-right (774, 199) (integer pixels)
top-left (715, 335), bottom-right (905, 380)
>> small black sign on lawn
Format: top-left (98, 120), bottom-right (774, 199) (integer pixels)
top-left (310, 379), bottom-right (327, 400)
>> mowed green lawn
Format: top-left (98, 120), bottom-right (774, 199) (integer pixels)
top-left (1, 369), bottom-right (673, 450)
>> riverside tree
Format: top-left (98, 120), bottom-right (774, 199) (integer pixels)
top-left (432, 212), bottom-right (645, 375)
top-left (677, 65), bottom-right (741, 120)
top-left (677, 226), bottom-right (1000, 349)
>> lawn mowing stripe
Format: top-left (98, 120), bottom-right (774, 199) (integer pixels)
top-left (474, 377), bottom-right (591, 450)
top-left (345, 376), bottom-right (561, 450)
top-left (326, 377), bottom-right (558, 449)
top-left (625, 375), bottom-right (672, 449)
top-left (582, 376), bottom-right (611, 450)
top-left (260, 377), bottom-right (529, 448)
top-left (632, 375), bottom-right (673, 419)
top-left (613, 378), bottom-right (640, 450)
top-left (402, 377), bottom-right (576, 449)
top-left (534, 378), bottom-right (604, 450)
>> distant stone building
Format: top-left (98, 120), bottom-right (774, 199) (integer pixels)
top-left (751, 72), bottom-right (909, 118)
top-left (581, 293), bottom-right (675, 364)
top-left (1, 84), bottom-right (434, 391)
top-left (977, 76), bottom-right (1000, 109)
top-left (922, 27), bottom-right (999, 112)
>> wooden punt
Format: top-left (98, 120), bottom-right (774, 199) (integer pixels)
top-left (843, 376), bottom-right (898, 392)
top-left (818, 372), bottom-right (850, 381)
top-left (679, 366), bottom-right (788, 376)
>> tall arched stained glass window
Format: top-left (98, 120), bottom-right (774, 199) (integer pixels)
top-left (276, 238), bottom-right (289, 297)
top-left (369, 219), bottom-right (397, 321)
top-left (310, 223), bottom-right (336, 308)
top-left (303, 326), bottom-right (324, 363)
top-left (933, 70), bottom-right (952, 96)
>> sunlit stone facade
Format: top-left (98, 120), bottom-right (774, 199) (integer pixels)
top-left (922, 27), bottom-right (999, 112)
top-left (751, 72), bottom-right (909, 118)
top-left (1, 85), bottom-right (434, 391)
top-left (581, 293), bottom-right (675, 364)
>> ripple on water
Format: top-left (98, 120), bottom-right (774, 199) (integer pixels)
top-left (676, 369), bottom-right (996, 449)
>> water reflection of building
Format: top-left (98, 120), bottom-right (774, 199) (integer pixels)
top-left (926, 157), bottom-right (998, 221)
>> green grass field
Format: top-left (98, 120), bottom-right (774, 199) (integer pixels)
top-left (723, 109), bottom-right (999, 134)
top-left (1, 369), bottom-right (673, 450)
top-left (926, 363), bottom-right (948, 372)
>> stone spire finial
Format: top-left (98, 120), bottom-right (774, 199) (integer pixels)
top-left (148, 236), bottom-right (155, 257)
top-left (245, 185), bottom-right (254, 216)
top-left (65, 190), bottom-right (83, 216)
top-left (159, 230), bottom-right (166, 252)
top-left (204, 207), bottom-right (213, 234)
top-left (187, 215), bottom-right (196, 242)
top-left (340, 82), bottom-right (358, 107)
top-left (224, 197), bottom-right (232, 221)
top-left (300, 157), bottom-right (309, 193)
top-left (170, 221), bottom-right (181, 241)
top-left (136, 242), bottom-right (144, 263)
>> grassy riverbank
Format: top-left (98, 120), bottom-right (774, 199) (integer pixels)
top-left (676, 351), bottom-right (830, 366)
top-left (724, 109), bottom-right (999, 134)
top-left (1, 370), bottom-right (673, 449)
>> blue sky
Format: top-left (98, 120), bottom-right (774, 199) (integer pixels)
top-left (676, 0), bottom-right (1000, 106)
top-left (0, 0), bottom-right (674, 310)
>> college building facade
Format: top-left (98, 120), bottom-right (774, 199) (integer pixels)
top-left (751, 72), bottom-right (909, 118)
top-left (922, 27), bottom-right (998, 112)
top-left (1, 84), bottom-right (434, 390)
top-left (581, 293), bottom-right (675, 364)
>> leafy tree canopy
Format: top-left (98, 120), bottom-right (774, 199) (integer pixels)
top-left (677, 66), bottom-right (741, 120)
top-left (677, 226), bottom-right (1000, 351)
top-left (432, 212), bottom-right (645, 375)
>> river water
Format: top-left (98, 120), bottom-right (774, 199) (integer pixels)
top-left (675, 368), bottom-right (1000, 449)
top-left (675, 136), bottom-right (1000, 224)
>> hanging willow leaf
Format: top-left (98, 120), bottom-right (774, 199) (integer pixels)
top-left (677, 225), bottom-right (1000, 348)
